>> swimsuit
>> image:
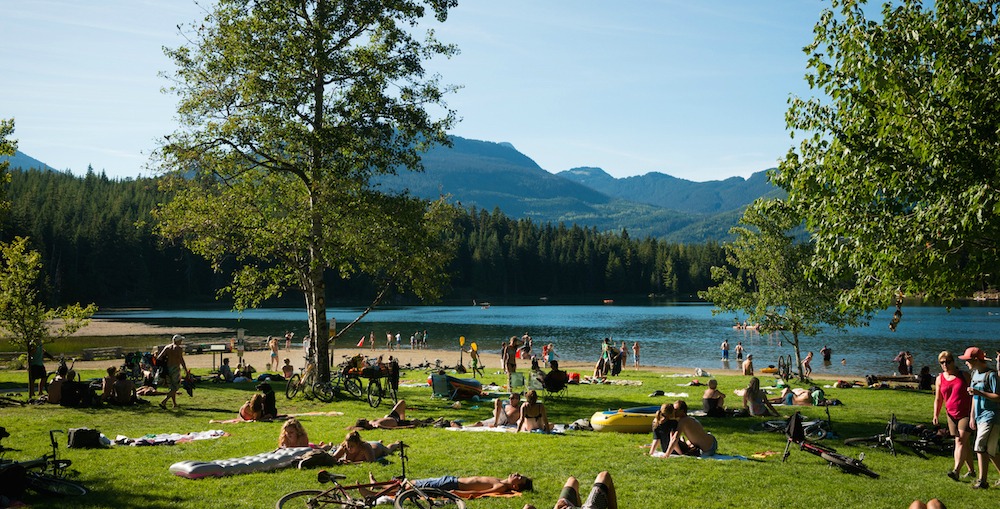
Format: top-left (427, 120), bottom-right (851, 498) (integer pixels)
top-left (412, 476), bottom-right (460, 491)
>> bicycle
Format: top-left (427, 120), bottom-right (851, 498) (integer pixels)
top-left (286, 361), bottom-right (319, 400)
top-left (46, 355), bottom-right (80, 385)
top-left (782, 412), bottom-right (879, 478)
top-left (313, 362), bottom-right (364, 404)
top-left (0, 428), bottom-right (88, 497)
top-left (274, 442), bottom-right (465, 508)
top-left (776, 354), bottom-right (793, 381)
top-left (843, 414), bottom-right (952, 458)
top-left (750, 405), bottom-right (832, 440)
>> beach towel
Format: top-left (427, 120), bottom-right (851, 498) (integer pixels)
top-left (447, 424), bottom-right (566, 434)
top-left (114, 429), bottom-right (228, 446)
top-left (650, 451), bottom-right (748, 461)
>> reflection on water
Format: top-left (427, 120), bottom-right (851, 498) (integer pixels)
top-left (87, 304), bottom-right (1000, 377)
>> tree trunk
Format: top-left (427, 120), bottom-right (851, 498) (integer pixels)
top-left (791, 328), bottom-right (805, 382)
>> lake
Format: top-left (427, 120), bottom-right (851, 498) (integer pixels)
top-left (92, 303), bottom-right (1000, 378)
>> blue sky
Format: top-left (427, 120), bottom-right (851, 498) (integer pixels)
top-left (2, 1), bottom-right (828, 182)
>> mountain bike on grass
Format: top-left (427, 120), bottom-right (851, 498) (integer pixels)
top-left (782, 412), bottom-right (878, 478)
top-left (275, 442), bottom-right (465, 509)
top-left (312, 360), bottom-right (364, 404)
top-left (843, 413), bottom-right (952, 458)
top-left (0, 428), bottom-right (88, 498)
top-left (750, 405), bottom-right (832, 440)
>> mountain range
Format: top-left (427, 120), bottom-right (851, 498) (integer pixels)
top-left (6, 136), bottom-right (780, 242)
top-left (378, 136), bottom-right (781, 242)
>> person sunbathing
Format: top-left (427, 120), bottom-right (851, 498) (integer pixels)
top-left (473, 393), bottom-right (521, 427)
top-left (278, 418), bottom-right (311, 448)
top-left (522, 471), bottom-right (618, 509)
top-left (330, 431), bottom-right (401, 464)
top-left (350, 400), bottom-right (458, 430)
top-left (366, 472), bottom-right (532, 498)
top-left (352, 400), bottom-right (415, 429)
top-left (517, 390), bottom-right (552, 432)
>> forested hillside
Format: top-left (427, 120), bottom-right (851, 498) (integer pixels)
top-left (3, 168), bottom-right (728, 306)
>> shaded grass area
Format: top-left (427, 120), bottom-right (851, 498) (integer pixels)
top-left (0, 366), bottom-right (981, 508)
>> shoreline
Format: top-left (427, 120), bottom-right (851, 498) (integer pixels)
top-left (45, 320), bottom-right (864, 380)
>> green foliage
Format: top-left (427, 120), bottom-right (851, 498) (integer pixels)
top-left (0, 118), bottom-right (14, 217)
top-left (3, 168), bottom-right (214, 305)
top-left (699, 199), bottom-right (868, 379)
top-left (0, 366), bottom-right (982, 508)
top-left (157, 0), bottom-right (460, 380)
top-left (776, 0), bottom-right (1000, 308)
top-left (0, 236), bottom-right (97, 389)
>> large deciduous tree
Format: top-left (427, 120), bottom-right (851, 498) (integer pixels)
top-left (156, 0), bottom-right (459, 380)
top-left (776, 0), bottom-right (1000, 311)
top-left (699, 199), bottom-right (868, 381)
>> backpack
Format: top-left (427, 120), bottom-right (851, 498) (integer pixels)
top-left (68, 427), bottom-right (104, 449)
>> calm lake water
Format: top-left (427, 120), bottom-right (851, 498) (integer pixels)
top-left (93, 303), bottom-right (1000, 378)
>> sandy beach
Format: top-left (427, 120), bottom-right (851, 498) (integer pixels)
top-left (51, 319), bottom-right (737, 377)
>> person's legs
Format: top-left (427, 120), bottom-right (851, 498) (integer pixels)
top-left (974, 421), bottom-right (992, 486)
top-left (388, 400), bottom-right (406, 420)
top-left (926, 499), bottom-right (946, 509)
top-left (908, 501), bottom-right (928, 509)
top-left (579, 471), bottom-right (616, 509)
top-left (553, 476), bottom-right (580, 509)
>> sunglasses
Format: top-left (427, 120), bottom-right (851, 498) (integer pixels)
top-left (939, 359), bottom-right (951, 365)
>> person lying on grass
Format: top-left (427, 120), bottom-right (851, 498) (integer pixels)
top-left (363, 472), bottom-right (533, 498)
top-left (522, 471), bottom-right (618, 509)
top-left (329, 431), bottom-right (401, 464)
top-left (350, 400), bottom-right (460, 430)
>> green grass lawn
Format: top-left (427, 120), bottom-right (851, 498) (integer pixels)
top-left (0, 366), bottom-right (982, 508)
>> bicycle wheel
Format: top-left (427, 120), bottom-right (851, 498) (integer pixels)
top-left (393, 488), bottom-right (466, 509)
top-left (25, 472), bottom-right (88, 496)
top-left (843, 436), bottom-right (884, 447)
top-left (367, 379), bottom-right (384, 408)
top-left (286, 374), bottom-right (302, 399)
top-left (313, 382), bottom-right (336, 403)
top-left (805, 423), bottom-right (830, 441)
top-left (777, 356), bottom-right (787, 378)
top-left (276, 489), bottom-right (358, 509)
top-left (820, 452), bottom-right (880, 478)
top-left (749, 420), bottom-right (784, 433)
top-left (344, 376), bottom-right (363, 399)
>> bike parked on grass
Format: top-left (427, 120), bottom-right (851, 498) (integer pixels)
top-left (750, 405), bottom-right (832, 440)
top-left (275, 441), bottom-right (465, 508)
top-left (782, 412), bottom-right (879, 478)
top-left (843, 413), bottom-right (953, 458)
top-left (0, 428), bottom-right (88, 498)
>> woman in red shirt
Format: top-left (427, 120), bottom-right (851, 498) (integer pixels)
top-left (932, 350), bottom-right (975, 480)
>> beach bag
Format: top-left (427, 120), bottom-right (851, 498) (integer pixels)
top-left (68, 427), bottom-right (103, 449)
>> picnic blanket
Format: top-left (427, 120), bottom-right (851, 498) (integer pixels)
top-left (650, 451), bottom-right (748, 461)
top-left (447, 424), bottom-right (567, 434)
top-left (170, 447), bottom-right (312, 478)
top-left (114, 429), bottom-right (228, 446)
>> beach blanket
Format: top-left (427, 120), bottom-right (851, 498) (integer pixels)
top-left (650, 451), bottom-right (748, 461)
top-left (447, 424), bottom-right (567, 434)
top-left (114, 429), bottom-right (228, 446)
top-left (170, 447), bottom-right (312, 478)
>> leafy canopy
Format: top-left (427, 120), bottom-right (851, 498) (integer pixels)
top-left (775, 0), bottom-right (1000, 308)
top-left (0, 237), bottom-right (97, 351)
top-left (156, 0), bottom-right (460, 380)
top-left (699, 199), bottom-right (868, 379)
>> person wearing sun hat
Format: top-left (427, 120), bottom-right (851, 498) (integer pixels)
top-left (959, 346), bottom-right (1000, 489)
